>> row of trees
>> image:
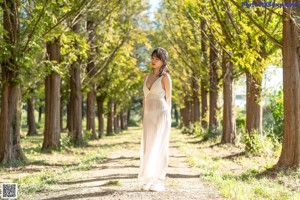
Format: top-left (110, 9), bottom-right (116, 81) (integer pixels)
top-left (156, 0), bottom-right (298, 168)
top-left (0, 0), bottom-right (151, 165)
top-left (1, 0), bottom-right (299, 170)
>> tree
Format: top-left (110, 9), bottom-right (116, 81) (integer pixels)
top-left (277, 0), bottom-right (300, 168)
top-left (42, 37), bottom-right (61, 151)
top-left (0, 0), bottom-right (27, 164)
top-left (69, 10), bottom-right (83, 146)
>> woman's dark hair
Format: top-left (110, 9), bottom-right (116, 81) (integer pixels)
top-left (151, 47), bottom-right (170, 77)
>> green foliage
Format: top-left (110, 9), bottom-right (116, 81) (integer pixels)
top-left (269, 86), bottom-right (284, 138)
top-left (236, 109), bottom-right (246, 130)
top-left (203, 127), bottom-right (222, 142)
top-left (244, 129), bottom-right (280, 155)
top-left (181, 123), bottom-right (221, 142)
top-left (84, 130), bottom-right (93, 143)
top-left (60, 133), bottom-right (72, 148)
top-left (181, 123), bottom-right (201, 135)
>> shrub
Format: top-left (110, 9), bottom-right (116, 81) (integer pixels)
top-left (269, 86), bottom-right (283, 139)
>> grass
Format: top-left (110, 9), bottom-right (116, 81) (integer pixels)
top-left (103, 180), bottom-right (121, 186)
top-left (0, 126), bottom-right (142, 199)
top-left (172, 127), bottom-right (300, 200)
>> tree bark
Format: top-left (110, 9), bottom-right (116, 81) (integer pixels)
top-left (42, 38), bottom-right (61, 151)
top-left (192, 74), bottom-right (200, 123)
top-left (277, 1), bottom-right (300, 168)
top-left (246, 73), bottom-right (262, 135)
top-left (60, 102), bottom-right (63, 132)
top-left (113, 100), bottom-right (120, 133)
top-left (38, 106), bottom-right (42, 123)
top-left (97, 94), bottom-right (106, 138)
top-left (120, 111), bottom-right (125, 130)
top-left (27, 96), bottom-right (38, 136)
top-left (66, 100), bottom-right (71, 131)
top-left (107, 97), bottom-right (114, 135)
top-left (201, 80), bottom-right (208, 129)
top-left (86, 19), bottom-right (97, 139)
top-left (201, 17), bottom-right (209, 129)
top-left (221, 56), bottom-right (236, 143)
top-left (0, 0), bottom-right (27, 164)
top-left (69, 19), bottom-right (83, 145)
top-left (180, 95), bottom-right (191, 128)
top-left (87, 88), bottom-right (96, 139)
top-left (174, 104), bottom-right (179, 126)
top-left (209, 40), bottom-right (219, 130)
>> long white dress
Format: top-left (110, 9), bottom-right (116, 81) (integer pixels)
top-left (137, 73), bottom-right (171, 188)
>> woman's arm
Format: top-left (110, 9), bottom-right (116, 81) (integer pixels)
top-left (162, 73), bottom-right (172, 112)
top-left (142, 74), bottom-right (148, 115)
top-left (143, 95), bottom-right (146, 114)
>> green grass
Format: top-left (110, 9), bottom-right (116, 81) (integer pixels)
top-left (172, 128), bottom-right (300, 200)
top-left (103, 180), bottom-right (121, 186)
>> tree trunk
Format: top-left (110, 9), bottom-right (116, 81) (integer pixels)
top-left (209, 40), bottom-right (219, 130)
top-left (66, 101), bottom-right (71, 131)
top-left (180, 95), bottom-right (191, 128)
top-left (27, 96), bottom-right (37, 136)
top-left (69, 20), bottom-right (83, 145)
top-left (201, 18), bottom-right (208, 129)
top-left (87, 88), bottom-right (96, 139)
top-left (38, 106), bottom-right (42, 123)
top-left (86, 19), bottom-right (97, 139)
top-left (221, 57), bottom-right (236, 143)
top-left (277, 2), bottom-right (300, 168)
top-left (124, 111), bottom-right (128, 129)
top-left (42, 38), bottom-right (61, 151)
top-left (120, 111), bottom-right (125, 130)
top-left (201, 80), bottom-right (208, 129)
top-left (0, 0), bottom-right (27, 164)
top-left (60, 102), bottom-right (64, 132)
top-left (113, 100), bottom-right (120, 133)
top-left (127, 109), bottom-right (131, 125)
top-left (118, 114), bottom-right (121, 131)
top-left (0, 84), bottom-right (27, 164)
top-left (246, 73), bottom-right (262, 135)
top-left (174, 104), bottom-right (179, 126)
top-left (107, 97), bottom-right (114, 135)
top-left (192, 74), bottom-right (200, 123)
top-left (97, 94), bottom-right (105, 138)
top-left (113, 101), bottom-right (117, 132)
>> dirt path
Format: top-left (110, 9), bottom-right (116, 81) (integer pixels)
top-left (24, 128), bottom-right (225, 200)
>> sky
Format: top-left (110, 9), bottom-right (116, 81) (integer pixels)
top-left (148, 0), bottom-right (161, 22)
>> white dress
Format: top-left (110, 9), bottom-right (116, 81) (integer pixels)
top-left (138, 73), bottom-right (172, 187)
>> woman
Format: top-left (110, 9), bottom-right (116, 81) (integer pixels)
top-left (137, 47), bottom-right (172, 192)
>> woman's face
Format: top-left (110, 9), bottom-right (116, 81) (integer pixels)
top-left (151, 55), bottom-right (164, 69)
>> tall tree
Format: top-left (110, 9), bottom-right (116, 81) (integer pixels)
top-left (86, 19), bottom-right (97, 139)
top-left (69, 15), bottom-right (83, 146)
top-left (42, 37), bottom-right (61, 151)
top-left (209, 39), bottom-right (219, 130)
top-left (277, 0), bottom-right (300, 168)
top-left (0, 0), bottom-right (27, 164)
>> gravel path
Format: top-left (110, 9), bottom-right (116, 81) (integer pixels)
top-left (24, 129), bottom-right (225, 200)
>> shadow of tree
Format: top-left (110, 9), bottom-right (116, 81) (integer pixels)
top-left (221, 151), bottom-right (246, 160)
top-left (59, 174), bottom-right (137, 185)
top-left (41, 190), bottom-right (117, 200)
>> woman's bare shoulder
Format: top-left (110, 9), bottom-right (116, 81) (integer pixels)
top-left (162, 73), bottom-right (171, 81)
top-left (143, 73), bottom-right (149, 82)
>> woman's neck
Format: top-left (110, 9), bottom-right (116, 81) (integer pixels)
top-left (152, 69), bottom-right (160, 76)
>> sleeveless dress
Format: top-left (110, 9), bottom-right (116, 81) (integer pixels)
top-left (137, 73), bottom-right (172, 188)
